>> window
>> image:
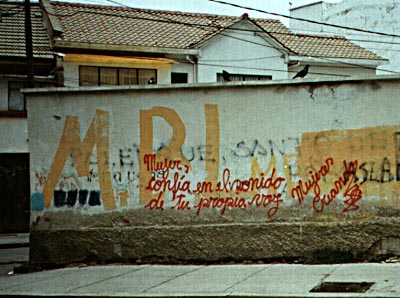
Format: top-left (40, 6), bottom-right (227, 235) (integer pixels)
top-left (138, 69), bottom-right (156, 85)
top-left (171, 72), bottom-right (188, 84)
top-left (217, 73), bottom-right (272, 82)
top-left (2, 79), bottom-right (55, 116)
top-left (79, 66), bottom-right (157, 86)
top-left (8, 81), bottom-right (25, 111)
top-left (100, 68), bottom-right (118, 85)
top-left (119, 68), bottom-right (137, 85)
top-left (80, 66), bottom-right (98, 86)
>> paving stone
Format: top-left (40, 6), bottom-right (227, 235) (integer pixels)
top-left (146, 264), bottom-right (267, 295)
top-left (0, 247), bottom-right (29, 264)
top-left (0, 264), bottom-right (400, 297)
top-left (229, 264), bottom-right (338, 296)
top-left (71, 265), bottom-right (202, 296)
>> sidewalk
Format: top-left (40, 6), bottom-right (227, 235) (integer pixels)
top-left (0, 263), bottom-right (399, 297)
top-left (0, 234), bottom-right (29, 277)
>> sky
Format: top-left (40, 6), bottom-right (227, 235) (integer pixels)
top-left (58, 0), bottom-right (343, 26)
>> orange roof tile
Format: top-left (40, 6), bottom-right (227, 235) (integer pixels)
top-left (277, 33), bottom-right (384, 60)
top-left (0, 2), bottom-right (53, 59)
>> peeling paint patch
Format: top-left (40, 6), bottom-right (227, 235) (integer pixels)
top-left (31, 193), bottom-right (44, 211)
top-left (296, 125), bottom-right (400, 199)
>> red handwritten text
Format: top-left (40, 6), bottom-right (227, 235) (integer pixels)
top-left (291, 158), bottom-right (333, 204)
top-left (312, 160), bottom-right (362, 212)
top-left (193, 195), bottom-right (247, 216)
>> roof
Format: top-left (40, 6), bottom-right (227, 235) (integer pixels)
top-left (47, 1), bottom-right (385, 61)
top-left (49, 1), bottom-right (287, 50)
top-left (0, 2), bottom-right (53, 59)
top-left (277, 33), bottom-right (384, 60)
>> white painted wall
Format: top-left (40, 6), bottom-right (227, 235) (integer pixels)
top-left (198, 21), bottom-right (288, 82)
top-left (290, 0), bottom-right (400, 74)
top-left (171, 61), bottom-right (195, 83)
top-left (0, 119), bottom-right (29, 152)
top-left (25, 76), bottom-right (400, 221)
top-left (290, 2), bottom-right (332, 34)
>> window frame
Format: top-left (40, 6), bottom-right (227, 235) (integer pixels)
top-left (217, 72), bottom-right (272, 82)
top-left (8, 80), bottom-right (26, 112)
top-left (79, 66), bottom-right (157, 86)
top-left (0, 77), bottom-right (55, 118)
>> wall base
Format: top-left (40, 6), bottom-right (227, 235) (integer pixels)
top-left (30, 218), bottom-right (400, 267)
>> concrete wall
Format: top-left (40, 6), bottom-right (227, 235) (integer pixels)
top-left (26, 76), bottom-right (400, 266)
top-left (290, 2), bottom-right (332, 34)
top-left (290, 0), bottom-right (400, 74)
top-left (0, 119), bottom-right (29, 153)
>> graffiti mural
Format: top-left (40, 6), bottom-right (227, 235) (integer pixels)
top-left (30, 103), bottom-right (400, 218)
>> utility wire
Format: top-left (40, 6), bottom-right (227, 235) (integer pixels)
top-left (99, 0), bottom-right (400, 75)
top-left (208, 0), bottom-right (400, 38)
top-left (200, 55), bottom-right (282, 62)
top-left (39, 2), bottom-right (400, 49)
top-left (289, 26), bottom-right (400, 42)
top-left (59, 61), bottom-right (349, 87)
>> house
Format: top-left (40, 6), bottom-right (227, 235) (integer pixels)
top-left (0, 1), bottom-right (55, 115)
top-left (0, 1), bottom-right (55, 233)
top-left (41, 0), bottom-right (387, 87)
top-left (289, 0), bottom-right (400, 74)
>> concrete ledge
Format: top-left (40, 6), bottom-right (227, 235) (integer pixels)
top-left (22, 74), bottom-right (400, 95)
top-left (30, 219), bottom-right (400, 267)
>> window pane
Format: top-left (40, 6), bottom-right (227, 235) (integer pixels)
top-left (100, 68), bottom-right (118, 86)
top-left (231, 75), bottom-right (244, 82)
top-left (138, 69), bottom-right (156, 85)
top-left (8, 81), bottom-right (25, 111)
top-left (80, 66), bottom-right (98, 86)
top-left (119, 68), bottom-right (138, 85)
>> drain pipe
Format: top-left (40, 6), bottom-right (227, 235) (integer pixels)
top-left (186, 55), bottom-right (198, 83)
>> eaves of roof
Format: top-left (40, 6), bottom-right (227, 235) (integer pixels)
top-left (289, 55), bottom-right (389, 67)
top-left (52, 40), bottom-right (201, 56)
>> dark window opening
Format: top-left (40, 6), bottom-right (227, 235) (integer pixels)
top-left (171, 72), bottom-right (188, 84)
top-left (217, 72), bottom-right (272, 82)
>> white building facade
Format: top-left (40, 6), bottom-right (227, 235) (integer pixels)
top-left (290, 0), bottom-right (400, 74)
